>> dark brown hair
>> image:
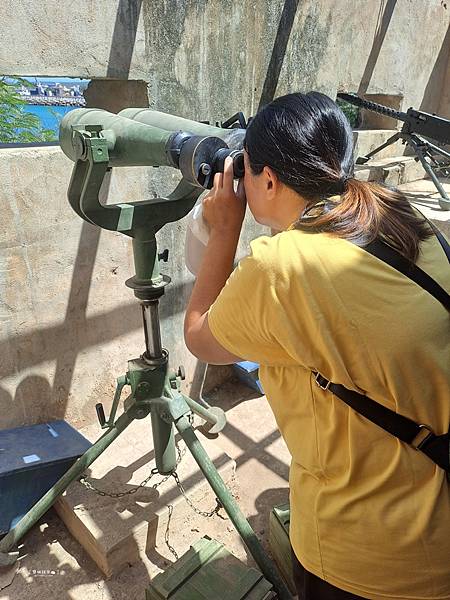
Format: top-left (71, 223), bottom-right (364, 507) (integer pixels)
top-left (245, 91), bottom-right (432, 261)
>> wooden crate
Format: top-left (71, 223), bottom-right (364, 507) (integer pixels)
top-left (146, 536), bottom-right (276, 600)
top-left (268, 503), bottom-right (295, 595)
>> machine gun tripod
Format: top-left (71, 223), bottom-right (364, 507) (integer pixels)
top-left (338, 93), bottom-right (450, 210)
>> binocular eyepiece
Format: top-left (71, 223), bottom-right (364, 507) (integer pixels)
top-left (211, 148), bottom-right (245, 183)
top-left (170, 133), bottom-right (244, 189)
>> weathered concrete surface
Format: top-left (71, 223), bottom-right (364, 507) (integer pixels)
top-left (0, 1), bottom-right (449, 117)
top-left (0, 0), bottom-right (148, 80)
top-left (84, 79), bottom-right (150, 113)
top-left (353, 129), bottom-right (403, 160)
top-left (399, 178), bottom-right (450, 238)
top-left (0, 146), bottom-right (266, 429)
top-left (438, 30), bottom-right (450, 118)
top-left (355, 155), bottom-right (425, 185)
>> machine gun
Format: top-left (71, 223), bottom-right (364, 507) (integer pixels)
top-left (337, 93), bottom-right (450, 210)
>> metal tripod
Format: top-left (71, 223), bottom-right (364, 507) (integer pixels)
top-left (0, 236), bottom-right (292, 599)
top-left (356, 131), bottom-right (450, 210)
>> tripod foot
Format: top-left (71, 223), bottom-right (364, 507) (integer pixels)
top-left (438, 198), bottom-right (450, 211)
top-left (0, 550), bottom-right (19, 567)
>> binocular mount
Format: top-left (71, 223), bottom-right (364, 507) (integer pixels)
top-left (0, 106), bottom-right (293, 599)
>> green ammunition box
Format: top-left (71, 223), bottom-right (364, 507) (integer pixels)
top-left (146, 536), bottom-right (276, 600)
top-left (268, 504), bottom-right (295, 595)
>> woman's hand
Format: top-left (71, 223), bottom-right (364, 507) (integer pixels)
top-left (202, 157), bottom-right (246, 237)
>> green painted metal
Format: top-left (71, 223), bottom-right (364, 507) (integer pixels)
top-left (66, 146), bottom-right (202, 241)
top-left (182, 394), bottom-right (218, 425)
top-left (146, 536), bottom-right (276, 599)
top-left (181, 394), bottom-right (227, 434)
top-left (59, 106), bottom-right (247, 240)
top-left (99, 375), bottom-right (127, 429)
top-left (118, 107), bottom-right (245, 149)
top-left (119, 108), bottom-right (229, 137)
top-left (150, 405), bottom-right (177, 475)
top-left (61, 109), bottom-right (204, 239)
top-left (132, 238), bottom-right (161, 283)
top-left (60, 109), bottom-right (174, 167)
top-left (125, 357), bottom-right (180, 474)
top-left (174, 415), bottom-right (293, 600)
top-left (269, 504), bottom-right (296, 595)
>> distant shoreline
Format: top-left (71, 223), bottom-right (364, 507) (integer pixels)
top-left (20, 95), bottom-right (85, 107)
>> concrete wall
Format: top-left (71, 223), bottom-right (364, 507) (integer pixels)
top-left (0, 147), bottom-right (260, 429)
top-left (0, 0), bottom-right (449, 430)
top-left (1, 1), bottom-right (449, 115)
top-left (437, 29), bottom-right (450, 118)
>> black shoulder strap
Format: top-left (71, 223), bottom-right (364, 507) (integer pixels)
top-left (428, 221), bottom-right (450, 263)
top-left (313, 372), bottom-right (449, 472)
top-left (364, 236), bottom-right (450, 310)
top-left (314, 225), bottom-right (450, 472)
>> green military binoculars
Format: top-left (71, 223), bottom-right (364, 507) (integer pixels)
top-left (59, 107), bottom-right (247, 245)
top-left (60, 107), bottom-right (246, 189)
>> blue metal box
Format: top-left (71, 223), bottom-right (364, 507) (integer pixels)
top-left (0, 420), bottom-right (91, 535)
top-left (233, 361), bottom-right (264, 395)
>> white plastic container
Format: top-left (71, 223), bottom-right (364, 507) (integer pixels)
top-left (184, 199), bottom-right (210, 276)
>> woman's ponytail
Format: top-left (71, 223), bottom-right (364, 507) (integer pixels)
top-left (295, 179), bottom-right (432, 262)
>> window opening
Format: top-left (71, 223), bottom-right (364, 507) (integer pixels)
top-left (0, 76), bottom-right (89, 146)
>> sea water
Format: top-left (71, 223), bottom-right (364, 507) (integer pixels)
top-left (23, 104), bottom-right (76, 135)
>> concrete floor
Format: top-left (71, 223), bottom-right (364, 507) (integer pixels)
top-left (0, 177), bottom-right (448, 600)
top-left (0, 377), bottom-right (291, 600)
top-left (398, 177), bottom-right (450, 234)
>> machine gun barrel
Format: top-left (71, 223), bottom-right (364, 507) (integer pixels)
top-left (337, 92), bottom-right (408, 121)
top-left (337, 92), bottom-right (450, 146)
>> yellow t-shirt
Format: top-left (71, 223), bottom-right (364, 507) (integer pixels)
top-left (208, 229), bottom-right (450, 600)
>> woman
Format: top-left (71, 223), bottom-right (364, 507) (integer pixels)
top-left (184, 92), bottom-right (450, 600)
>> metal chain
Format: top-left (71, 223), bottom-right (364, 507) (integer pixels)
top-left (78, 443), bottom-right (186, 498)
top-left (170, 471), bottom-right (224, 519)
top-left (163, 472), bottom-right (224, 562)
top-left (164, 504), bottom-right (179, 560)
top-left (78, 442), bottom-right (225, 561)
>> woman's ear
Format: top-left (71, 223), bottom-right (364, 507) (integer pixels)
top-left (263, 166), bottom-right (278, 194)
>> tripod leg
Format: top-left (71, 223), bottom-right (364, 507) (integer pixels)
top-left (411, 141), bottom-right (450, 210)
top-left (421, 141), bottom-right (450, 179)
top-left (418, 139), bottom-right (450, 161)
top-left (174, 414), bottom-right (293, 600)
top-left (0, 409), bottom-right (135, 566)
top-left (356, 132), bottom-right (401, 164)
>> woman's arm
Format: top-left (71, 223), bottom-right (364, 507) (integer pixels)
top-left (184, 158), bottom-right (246, 364)
top-left (184, 229), bottom-right (242, 364)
